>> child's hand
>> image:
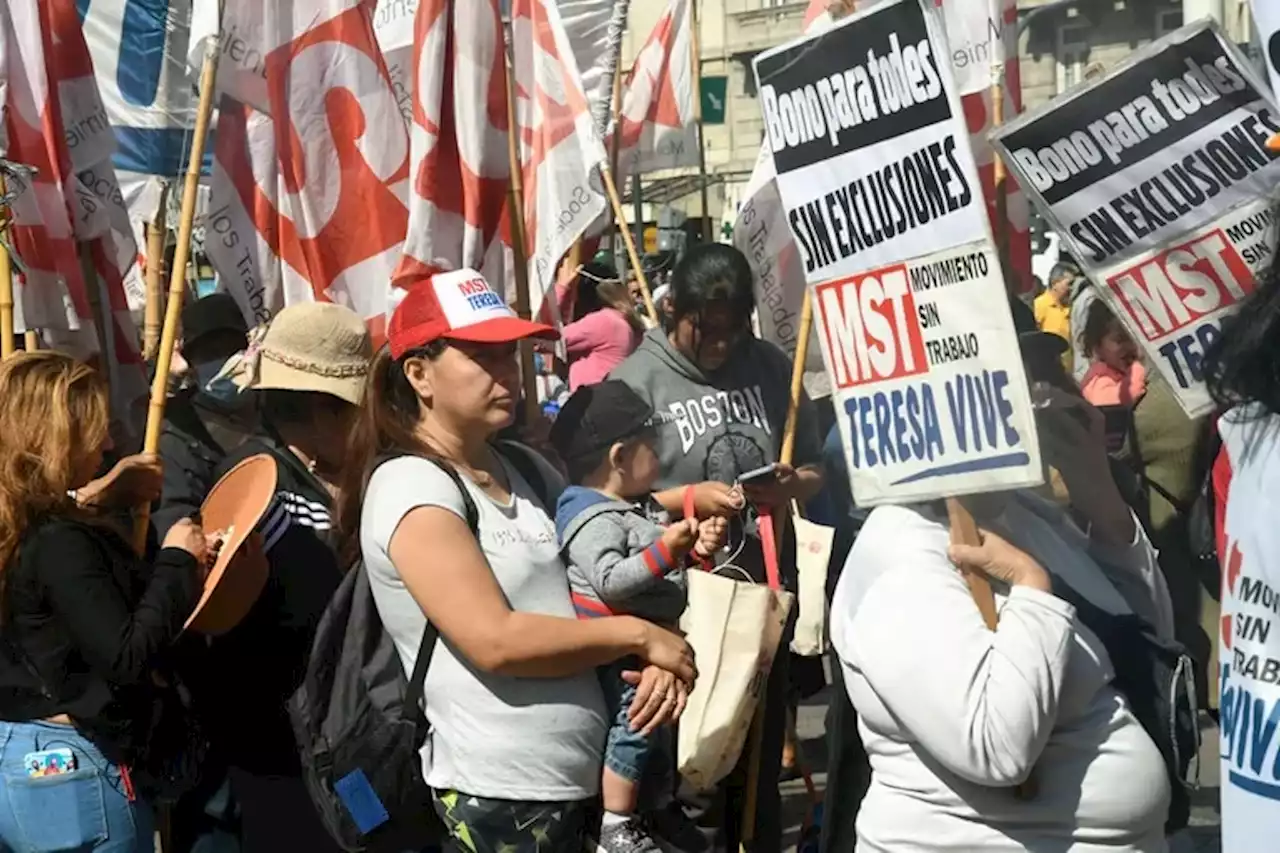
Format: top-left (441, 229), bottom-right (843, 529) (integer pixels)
top-left (694, 516), bottom-right (728, 558)
top-left (661, 517), bottom-right (699, 557)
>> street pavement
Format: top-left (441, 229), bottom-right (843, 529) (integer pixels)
top-left (781, 690), bottom-right (1222, 852)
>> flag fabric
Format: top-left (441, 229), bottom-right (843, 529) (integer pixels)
top-left (394, 0), bottom-right (511, 291)
top-left (735, 0), bottom-right (831, 385)
top-left (78, 0), bottom-right (196, 225)
top-left (1, 0), bottom-right (147, 425)
top-left (558, 0), bottom-right (629, 136)
top-left (372, 0), bottom-right (417, 126)
top-left (608, 0), bottom-right (699, 179)
top-left (199, 0), bottom-right (411, 338)
top-left (509, 0), bottom-right (608, 325)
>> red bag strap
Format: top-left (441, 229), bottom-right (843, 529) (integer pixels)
top-left (683, 485), bottom-right (715, 571)
top-left (758, 507), bottom-right (782, 591)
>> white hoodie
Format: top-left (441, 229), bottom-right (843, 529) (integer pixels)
top-left (831, 494), bottom-right (1173, 852)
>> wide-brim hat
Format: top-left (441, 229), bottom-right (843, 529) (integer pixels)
top-left (228, 302), bottom-right (373, 405)
top-left (388, 267), bottom-right (558, 359)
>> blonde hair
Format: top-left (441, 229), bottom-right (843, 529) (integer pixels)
top-left (0, 352), bottom-right (110, 577)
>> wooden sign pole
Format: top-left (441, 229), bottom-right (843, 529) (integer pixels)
top-left (143, 185), bottom-right (170, 361)
top-left (134, 41), bottom-right (221, 553)
top-left (0, 173), bottom-right (14, 360)
top-left (689, 0), bottom-right (711, 242)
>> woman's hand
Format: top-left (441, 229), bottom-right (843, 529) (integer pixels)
top-left (163, 517), bottom-right (208, 568)
top-left (635, 620), bottom-right (696, 685)
top-left (741, 462), bottom-right (798, 508)
top-left (691, 481), bottom-right (744, 517)
top-left (948, 528), bottom-right (1051, 593)
top-left (77, 453), bottom-right (163, 509)
top-left (622, 665), bottom-right (690, 735)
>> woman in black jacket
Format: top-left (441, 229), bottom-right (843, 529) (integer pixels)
top-left (0, 352), bottom-right (207, 853)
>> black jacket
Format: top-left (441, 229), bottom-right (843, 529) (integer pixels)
top-left (185, 432), bottom-right (343, 775)
top-left (1, 516), bottom-right (201, 763)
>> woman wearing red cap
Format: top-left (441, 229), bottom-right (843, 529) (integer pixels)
top-left (337, 268), bottom-right (696, 852)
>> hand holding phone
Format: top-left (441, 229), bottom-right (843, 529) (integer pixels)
top-left (737, 463), bottom-right (779, 486)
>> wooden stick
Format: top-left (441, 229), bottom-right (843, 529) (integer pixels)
top-left (134, 41), bottom-right (221, 553)
top-left (689, 0), bottom-right (711, 243)
top-left (23, 330), bottom-right (37, 351)
top-left (502, 26), bottom-right (542, 426)
top-left (0, 174), bottom-right (12, 361)
top-left (143, 184), bottom-right (169, 361)
top-left (946, 497), bottom-right (998, 630)
top-left (609, 43), bottom-right (625, 233)
top-left (599, 165), bottom-right (657, 323)
top-left (779, 288), bottom-right (813, 465)
top-left (990, 43), bottom-right (1011, 293)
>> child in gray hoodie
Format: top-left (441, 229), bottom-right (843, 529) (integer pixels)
top-left (550, 380), bottom-right (728, 853)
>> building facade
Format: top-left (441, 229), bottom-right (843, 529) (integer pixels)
top-left (617, 0), bottom-right (1261, 235)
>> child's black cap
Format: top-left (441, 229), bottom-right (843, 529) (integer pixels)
top-left (550, 380), bottom-right (665, 465)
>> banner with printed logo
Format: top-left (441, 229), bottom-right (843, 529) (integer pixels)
top-left (753, 0), bottom-right (1040, 506)
top-left (200, 0), bottom-right (411, 335)
top-left (1, 0), bottom-right (147, 426)
top-left (992, 20), bottom-right (1280, 418)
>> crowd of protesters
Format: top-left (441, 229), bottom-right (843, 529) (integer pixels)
top-left (0, 202), bottom-right (1274, 853)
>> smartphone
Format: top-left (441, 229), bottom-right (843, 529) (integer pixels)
top-left (24, 748), bottom-right (76, 778)
top-left (738, 463), bottom-right (779, 485)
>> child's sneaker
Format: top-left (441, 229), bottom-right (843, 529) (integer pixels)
top-left (595, 816), bottom-right (662, 853)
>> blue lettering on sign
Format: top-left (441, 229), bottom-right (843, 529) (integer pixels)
top-left (466, 292), bottom-right (505, 311)
top-left (1220, 663), bottom-right (1280, 800)
top-left (840, 369), bottom-right (1029, 483)
top-left (1156, 318), bottom-right (1222, 390)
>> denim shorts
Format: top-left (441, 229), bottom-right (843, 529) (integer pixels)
top-left (600, 658), bottom-right (672, 785)
top-left (0, 720), bottom-right (154, 853)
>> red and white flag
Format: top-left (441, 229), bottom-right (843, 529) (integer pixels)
top-left (510, 0), bottom-right (608, 324)
top-left (608, 0), bottom-right (699, 179)
top-left (199, 0), bottom-right (410, 338)
top-left (0, 0), bottom-right (147, 425)
top-left (372, 0), bottom-right (418, 127)
top-left (394, 0), bottom-right (511, 291)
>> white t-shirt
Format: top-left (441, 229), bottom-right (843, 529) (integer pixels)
top-left (361, 454), bottom-right (608, 801)
top-left (831, 495), bottom-right (1172, 852)
top-left (1219, 408), bottom-right (1280, 852)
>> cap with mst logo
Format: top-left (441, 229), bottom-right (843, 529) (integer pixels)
top-left (387, 267), bottom-right (559, 359)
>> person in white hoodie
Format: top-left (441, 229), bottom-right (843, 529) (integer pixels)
top-left (830, 347), bottom-right (1181, 852)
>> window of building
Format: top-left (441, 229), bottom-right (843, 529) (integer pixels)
top-left (1156, 9), bottom-right (1184, 38)
top-left (1056, 23), bottom-right (1090, 94)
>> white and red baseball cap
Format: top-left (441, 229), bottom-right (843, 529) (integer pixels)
top-left (387, 268), bottom-right (558, 359)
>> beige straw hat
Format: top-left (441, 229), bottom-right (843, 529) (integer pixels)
top-left (225, 303), bottom-right (372, 405)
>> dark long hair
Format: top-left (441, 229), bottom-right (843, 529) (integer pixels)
top-left (1204, 202), bottom-right (1280, 416)
top-left (335, 342), bottom-right (446, 566)
top-left (667, 243), bottom-right (755, 331)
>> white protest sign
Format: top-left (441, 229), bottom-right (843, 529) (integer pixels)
top-left (753, 0), bottom-right (1041, 506)
top-left (992, 21), bottom-right (1280, 418)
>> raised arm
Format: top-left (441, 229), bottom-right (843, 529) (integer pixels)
top-left (837, 520), bottom-right (1076, 786)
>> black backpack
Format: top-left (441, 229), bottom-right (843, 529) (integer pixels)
top-left (288, 443), bottom-right (549, 853)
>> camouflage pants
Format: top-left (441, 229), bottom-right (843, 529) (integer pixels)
top-left (431, 789), bottom-right (590, 853)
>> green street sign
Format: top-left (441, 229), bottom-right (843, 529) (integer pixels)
top-left (701, 76), bottom-right (727, 125)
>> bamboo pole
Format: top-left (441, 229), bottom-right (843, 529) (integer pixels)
top-left (779, 288), bottom-right (813, 465)
top-left (503, 27), bottom-right (543, 426)
top-left (23, 330), bottom-right (37, 351)
top-left (990, 0), bottom-right (1011, 293)
top-left (134, 41), bottom-right (221, 553)
top-left (600, 166), bottom-right (657, 323)
top-left (689, 0), bottom-right (712, 243)
top-left (143, 184), bottom-right (170, 360)
top-left (0, 173), bottom-right (13, 361)
top-left (608, 40), bottom-right (625, 240)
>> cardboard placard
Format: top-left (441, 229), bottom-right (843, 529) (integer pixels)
top-left (991, 20), bottom-right (1280, 417)
top-left (752, 0), bottom-right (1041, 506)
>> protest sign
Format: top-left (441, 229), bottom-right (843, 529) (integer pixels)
top-left (753, 0), bottom-right (1041, 506)
top-left (992, 21), bottom-right (1280, 417)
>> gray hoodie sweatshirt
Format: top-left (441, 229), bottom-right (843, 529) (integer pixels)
top-left (609, 328), bottom-right (823, 585)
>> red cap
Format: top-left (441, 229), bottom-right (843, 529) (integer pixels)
top-left (387, 268), bottom-right (558, 359)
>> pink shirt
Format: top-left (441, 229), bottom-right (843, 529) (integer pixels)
top-left (563, 309), bottom-right (640, 390)
top-left (1080, 360), bottom-right (1147, 407)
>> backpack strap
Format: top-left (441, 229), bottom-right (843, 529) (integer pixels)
top-left (375, 455), bottom-right (480, 716)
top-left (493, 439), bottom-right (553, 511)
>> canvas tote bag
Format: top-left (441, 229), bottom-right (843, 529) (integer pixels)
top-left (789, 506), bottom-right (833, 656)
top-left (677, 498), bottom-right (795, 791)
